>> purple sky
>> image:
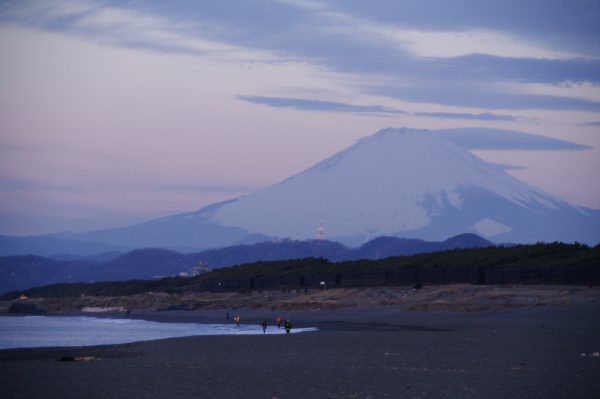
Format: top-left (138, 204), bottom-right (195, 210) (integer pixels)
top-left (0, 0), bottom-right (599, 235)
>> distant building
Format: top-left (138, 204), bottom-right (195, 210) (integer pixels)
top-left (272, 236), bottom-right (292, 243)
top-left (179, 272), bottom-right (190, 277)
top-left (191, 261), bottom-right (210, 276)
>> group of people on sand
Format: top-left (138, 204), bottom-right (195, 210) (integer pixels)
top-left (262, 317), bottom-right (292, 334)
top-left (226, 311), bottom-right (292, 334)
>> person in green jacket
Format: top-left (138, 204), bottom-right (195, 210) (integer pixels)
top-left (284, 319), bottom-right (292, 334)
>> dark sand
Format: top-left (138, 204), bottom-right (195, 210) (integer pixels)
top-left (2, 304), bottom-right (599, 399)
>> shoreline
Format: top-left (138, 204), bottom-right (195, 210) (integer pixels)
top-left (1, 303), bottom-right (599, 398)
top-left (3, 301), bottom-right (599, 343)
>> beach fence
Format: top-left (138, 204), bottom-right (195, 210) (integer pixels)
top-left (185, 264), bottom-right (600, 293)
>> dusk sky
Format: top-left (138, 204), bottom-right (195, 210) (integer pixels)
top-left (1, 0), bottom-right (599, 235)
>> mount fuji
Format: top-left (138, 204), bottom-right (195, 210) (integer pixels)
top-left (44, 128), bottom-right (600, 249)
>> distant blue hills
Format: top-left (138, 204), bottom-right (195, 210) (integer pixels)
top-left (0, 233), bottom-right (492, 294)
top-left (0, 234), bottom-right (132, 258)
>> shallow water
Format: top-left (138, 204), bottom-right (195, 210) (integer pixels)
top-left (0, 315), bottom-right (318, 349)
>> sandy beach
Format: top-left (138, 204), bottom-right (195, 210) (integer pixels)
top-left (1, 303), bottom-right (599, 399)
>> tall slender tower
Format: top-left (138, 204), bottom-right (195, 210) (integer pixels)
top-left (317, 219), bottom-right (324, 242)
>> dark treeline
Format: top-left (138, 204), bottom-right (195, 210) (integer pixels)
top-left (0, 233), bottom-right (493, 294)
top-left (3, 242), bottom-right (598, 299)
top-left (202, 242), bottom-right (597, 279)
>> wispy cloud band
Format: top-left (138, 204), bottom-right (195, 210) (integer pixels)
top-left (414, 111), bottom-right (519, 121)
top-left (237, 95), bottom-right (407, 115)
top-left (238, 95), bottom-right (525, 121)
top-left (432, 128), bottom-right (592, 151)
top-left (579, 121), bottom-right (600, 127)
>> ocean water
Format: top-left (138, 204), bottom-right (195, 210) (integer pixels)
top-left (0, 316), bottom-right (318, 349)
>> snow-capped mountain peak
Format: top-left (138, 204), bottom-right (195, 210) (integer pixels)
top-left (46, 127), bottom-right (599, 249)
top-left (209, 128), bottom-right (594, 245)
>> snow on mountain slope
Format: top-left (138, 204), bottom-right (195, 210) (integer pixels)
top-left (211, 128), bottom-right (591, 244)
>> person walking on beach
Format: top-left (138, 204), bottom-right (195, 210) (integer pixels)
top-left (275, 316), bottom-right (282, 329)
top-left (234, 315), bottom-right (240, 326)
top-left (261, 319), bottom-right (268, 333)
top-left (284, 319), bottom-right (292, 334)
